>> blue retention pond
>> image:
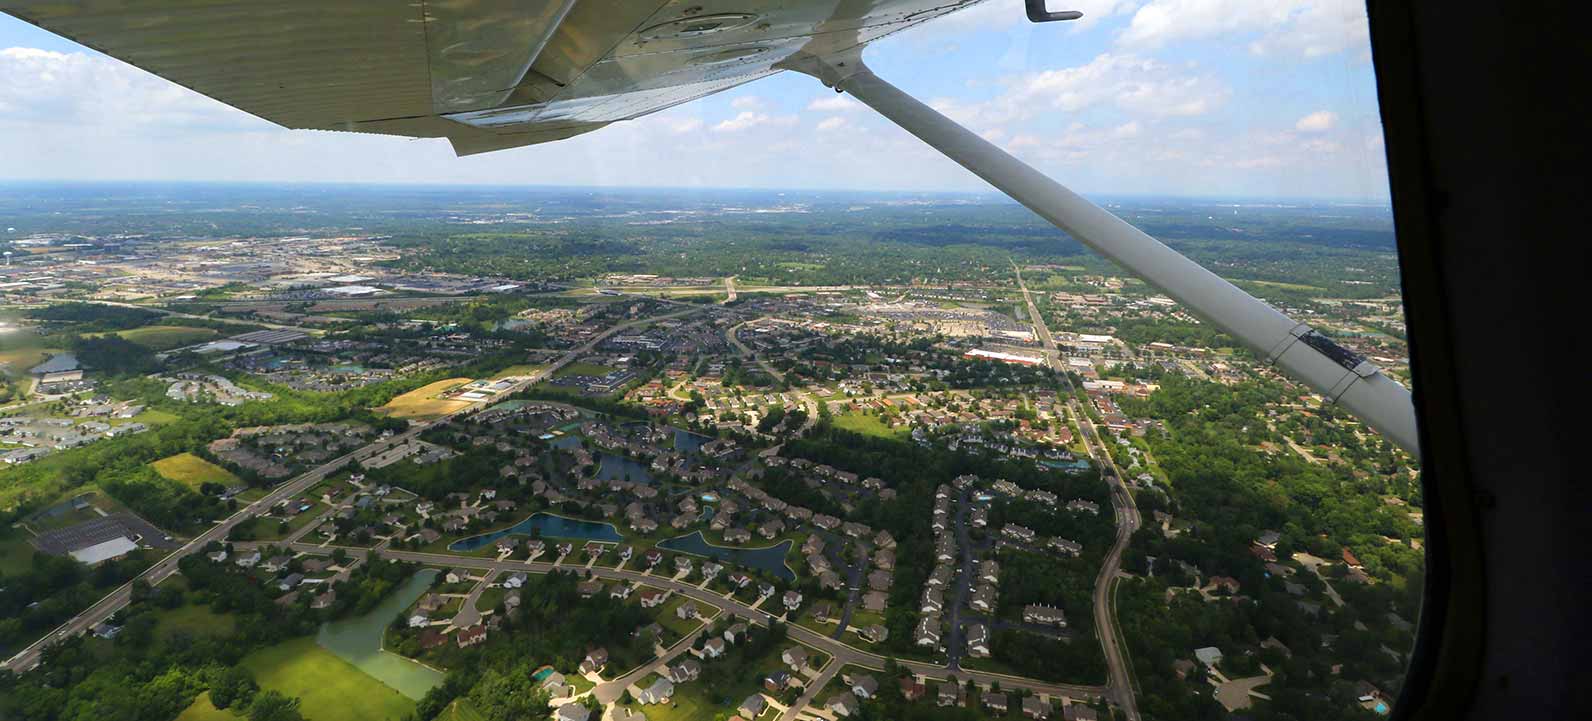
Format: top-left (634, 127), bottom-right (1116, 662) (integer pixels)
top-left (449, 512), bottom-right (622, 552)
top-left (657, 530), bottom-right (796, 582)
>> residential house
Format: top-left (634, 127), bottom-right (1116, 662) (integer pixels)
top-left (554, 705), bottom-right (589, 721)
top-left (638, 677), bottom-right (674, 704)
top-left (938, 682), bottom-right (961, 707)
top-left (667, 659), bottom-right (701, 684)
top-left (828, 692), bottom-right (859, 717)
top-left (580, 647), bottom-right (609, 674)
top-left (738, 695), bottom-right (767, 718)
top-left (456, 625), bottom-right (487, 648)
top-left (1023, 604), bottom-right (1067, 627)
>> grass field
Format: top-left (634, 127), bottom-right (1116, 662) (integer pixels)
top-left (175, 693), bottom-right (242, 721)
top-left (152, 600), bottom-right (237, 642)
top-left (656, 592), bottom-right (713, 638)
top-left (553, 362), bottom-right (619, 378)
top-left (242, 637), bottom-right (416, 721)
top-left (152, 452), bottom-right (239, 490)
top-left (0, 526), bottom-right (37, 576)
top-left (832, 412), bottom-right (907, 440)
top-left (433, 699), bottom-right (486, 721)
top-left (490, 364), bottom-right (546, 379)
top-left (617, 683), bottom-right (719, 721)
top-left (0, 346), bottom-right (58, 377)
top-left (376, 378), bottom-right (473, 420)
top-left (114, 325), bottom-right (220, 350)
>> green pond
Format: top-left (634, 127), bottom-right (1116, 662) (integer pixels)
top-left (316, 569), bottom-right (443, 700)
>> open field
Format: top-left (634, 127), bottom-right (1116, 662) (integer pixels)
top-left (174, 693), bottom-right (241, 721)
top-left (433, 699), bottom-right (485, 721)
top-left (376, 378), bottom-right (473, 420)
top-left (152, 600), bottom-right (237, 642)
top-left (616, 684), bottom-right (718, 721)
top-left (114, 325), bottom-right (220, 350)
top-left (0, 525), bottom-right (37, 576)
top-left (490, 364), bottom-right (546, 379)
top-left (152, 452), bottom-right (240, 490)
top-left (0, 346), bottom-right (57, 377)
top-left (241, 637), bottom-right (416, 721)
top-left (832, 412), bottom-right (908, 439)
top-left (553, 362), bottom-right (619, 378)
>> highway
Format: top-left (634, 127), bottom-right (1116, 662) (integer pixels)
top-left (1, 304), bottom-right (710, 672)
top-left (1014, 260), bottom-right (1143, 721)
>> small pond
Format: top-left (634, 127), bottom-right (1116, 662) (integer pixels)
top-left (657, 530), bottom-right (795, 582)
top-left (449, 512), bottom-right (622, 552)
top-left (597, 453), bottom-right (654, 484)
top-left (316, 569), bottom-right (442, 700)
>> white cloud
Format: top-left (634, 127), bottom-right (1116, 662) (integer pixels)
top-left (730, 96), bottom-right (765, 110)
top-left (1295, 110), bottom-right (1337, 132)
top-left (712, 111), bottom-right (769, 132)
top-left (1248, 0), bottom-right (1368, 58)
top-left (663, 117), bottom-right (704, 134)
top-left (816, 116), bottom-right (848, 132)
top-left (0, 46), bottom-right (264, 131)
top-left (993, 53), bottom-right (1229, 121)
top-left (807, 95), bottom-right (862, 112)
top-left (1119, 0), bottom-right (1367, 59)
top-left (710, 111), bottom-right (796, 133)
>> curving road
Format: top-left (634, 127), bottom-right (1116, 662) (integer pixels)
top-left (1015, 259), bottom-right (1142, 721)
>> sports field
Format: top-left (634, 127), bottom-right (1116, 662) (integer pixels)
top-left (376, 378), bottom-right (473, 420)
top-left (152, 452), bottom-right (239, 490)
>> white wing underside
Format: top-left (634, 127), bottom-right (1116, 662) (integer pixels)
top-left (0, 0), bottom-right (987, 155)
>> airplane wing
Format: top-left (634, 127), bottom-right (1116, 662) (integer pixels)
top-left (0, 0), bottom-right (987, 155)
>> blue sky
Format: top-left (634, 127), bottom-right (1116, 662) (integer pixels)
top-left (0, 0), bottom-right (1390, 199)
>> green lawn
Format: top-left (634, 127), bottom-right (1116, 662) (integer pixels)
top-left (656, 593), bottom-right (712, 638)
top-left (152, 600), bottom-right (237, 642)
top-left (832, 412), bottom-right (908, 439)
top-left (433, 699), bottom-right (486, 721)
top-left (152, 452), bottom-right (240, 490)
top-left (617, 683), bottom-right (719, 721)
top-left (175, 693), bottom-right (242, 721)
top-left (0, 526), bottom-right (37, 576)
top-left (115, 325), bottom-right (220, 350)
top-left (554, 362), bottom-right (619, 378)
top-left (241, 637), bottom-right (416, 721)
top-left (244, 503), bottom-right (327, 542)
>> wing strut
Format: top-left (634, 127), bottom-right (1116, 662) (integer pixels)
top-left (793, 55), bottom-right (1421, 457)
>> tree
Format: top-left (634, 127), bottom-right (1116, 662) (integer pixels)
top-left (249, 691), bottom-right (304, 721)
top-left (209, 666), bottom-right (258, 710)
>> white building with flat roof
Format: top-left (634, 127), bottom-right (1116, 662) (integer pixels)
top-left (69, 536), bottom-right (139, 565)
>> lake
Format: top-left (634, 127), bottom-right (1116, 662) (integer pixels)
top-left (658, 530), bottom-right (795, 582)
top-left (316, 569), bottom-right (442, 700)
top-left (597, 453), bottom-right (654, 484)
top-left (673, 428), bottom-right (713, 455)
top-left (449, 512), bottom-right (623, 552)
